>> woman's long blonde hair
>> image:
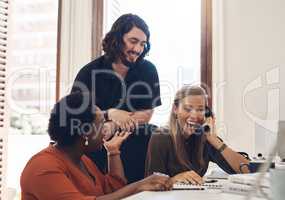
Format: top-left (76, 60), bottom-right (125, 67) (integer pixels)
top-left (168, 85), bottom-right (208, 172)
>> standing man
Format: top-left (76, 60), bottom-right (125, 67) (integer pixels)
top-left (71, 14), bottom-right (161, 183)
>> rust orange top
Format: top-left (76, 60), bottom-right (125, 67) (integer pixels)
top-left (20, 146), bottom-right (126, 200)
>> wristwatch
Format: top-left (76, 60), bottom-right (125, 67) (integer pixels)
top-left (218, 143), bottom-right (227, 153)
top-left (102, 110), bottom-right (110, 121)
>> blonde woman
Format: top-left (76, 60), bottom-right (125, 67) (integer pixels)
top-left (145, 85), bottom-right (249, 184)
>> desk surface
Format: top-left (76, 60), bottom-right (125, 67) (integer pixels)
top-left (123, 178), bottom-right (267, 200)
top-left (123, 190), bottom-right (266, 200)
top-left (123, 171), bottom-right (271, 200)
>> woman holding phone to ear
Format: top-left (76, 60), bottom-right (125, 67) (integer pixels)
top-left (145, 85), bottom-right (249, 185)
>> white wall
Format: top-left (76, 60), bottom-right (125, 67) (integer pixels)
top-left (213, 0), bottom-right (285, 156)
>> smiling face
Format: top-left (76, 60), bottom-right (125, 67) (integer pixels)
top-left (121, 26), bottom-right (147, 63)
top-left (174, 95), bottom-right (206, 137)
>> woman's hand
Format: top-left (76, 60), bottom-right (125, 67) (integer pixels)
top-left (204, 117), bottom-right (223, 148)
top-left (137, 174), bottom-right (172, 192)
top-left (171, 170), bottom-right (203, 185)
top-left (204, 117), bottom-right (217, 139)
top-left (103, 131), bottom-right (131, 153)
top-left (102, 121), bottom-right (117, 141)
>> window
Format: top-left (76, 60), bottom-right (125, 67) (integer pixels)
top-left (104, 0), bottom-right (212, 125)
top-left (9, 0), bottom-right (58, 135)
top-left (7, 0), bottom-right (59, 198)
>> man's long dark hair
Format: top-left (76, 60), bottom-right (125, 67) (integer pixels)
top-left (102, 13), bottom-right (150, 63)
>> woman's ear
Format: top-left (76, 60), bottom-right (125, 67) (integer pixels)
top-left (173, 104), bottom-right (178, 115)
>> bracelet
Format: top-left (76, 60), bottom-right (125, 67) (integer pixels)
top-left (218, 143), bottom-right (227, 153)
top-left (107, 150), bottom-right (121, 156)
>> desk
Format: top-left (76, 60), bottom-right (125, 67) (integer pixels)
top-left (123, 178), bottom-right (267, 200)
top-left (123, 190), bottom-right (266, 200)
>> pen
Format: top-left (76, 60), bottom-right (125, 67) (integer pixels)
top-left (205, 179), bottom-right (218, 183)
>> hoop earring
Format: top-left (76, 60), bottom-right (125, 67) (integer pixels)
top-left (84, 136), bottom-right (89, 146)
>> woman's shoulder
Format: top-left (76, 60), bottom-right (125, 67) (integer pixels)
top-left (22, 146), bottom-right (67, 174)
top-left (20, 146), bottom-right (71, 193)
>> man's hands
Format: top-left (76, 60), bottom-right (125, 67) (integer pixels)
top-left (170, 170), bottom-right (204, 185)
top-left (107, 109), bottom-right (138, 132)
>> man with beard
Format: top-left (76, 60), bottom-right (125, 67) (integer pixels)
top-left (71, 14), bottom-right (161, 183)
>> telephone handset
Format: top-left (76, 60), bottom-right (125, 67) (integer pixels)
top-left (193, 106), bottom-right (213, 135)
top-left (204, 106), bottom-right (213, 118)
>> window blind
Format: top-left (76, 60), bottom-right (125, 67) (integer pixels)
top-left (0, 0), bottom-right (9, 199)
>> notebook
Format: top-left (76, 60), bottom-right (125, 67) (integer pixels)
top-left (173, 180), bottom-right (223, 190)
